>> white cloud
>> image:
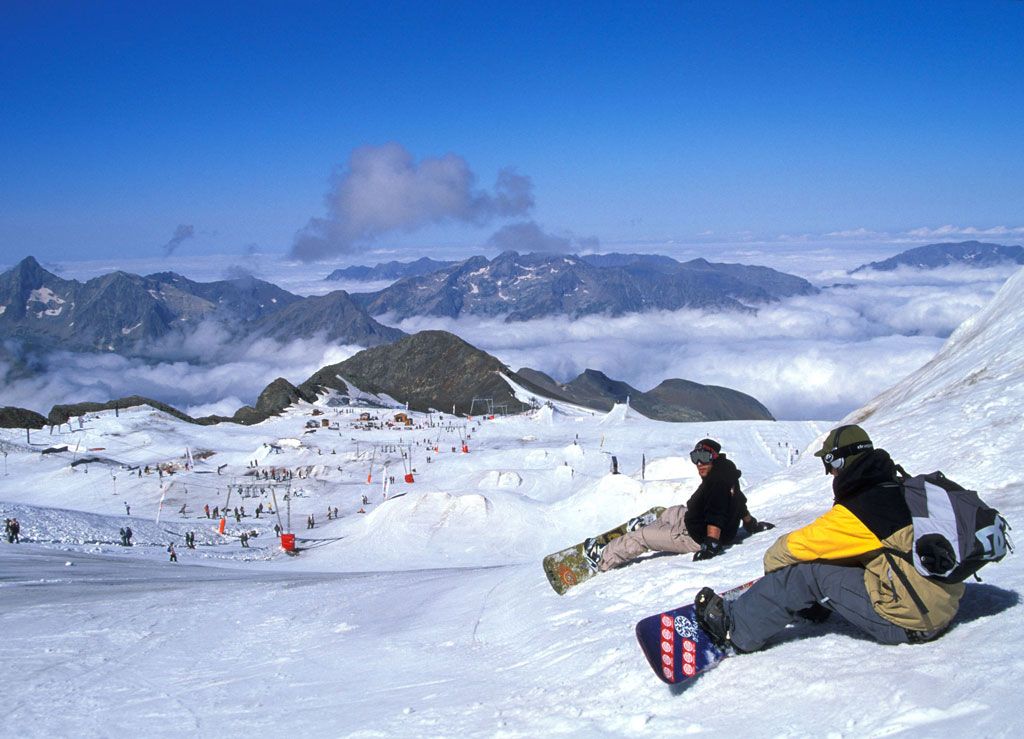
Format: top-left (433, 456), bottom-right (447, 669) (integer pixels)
top-left (0, 329), bottom-right (360, 419)
top-left (485, 221), bottom-right (598, 254)
top-left (903, 224), bottom-right (1024, 241)
top-left (391, 264), bottom-right (1015, 420)
top-left (290, 143), bottom-right (534, 262)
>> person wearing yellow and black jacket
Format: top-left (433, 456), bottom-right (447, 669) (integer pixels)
top-left (694, 425), bottom-right (965, 654)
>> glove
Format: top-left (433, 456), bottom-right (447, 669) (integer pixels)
top-left (693, 538), bottom-right (723, 561)
top-left (745, 517), bottom-right (776, 534)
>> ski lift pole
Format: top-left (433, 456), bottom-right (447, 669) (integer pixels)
top-left (219, 483), bottom-right (233, 534)
top-left (404, 443), bottom-right (414, 483)
top-left (270, 485), bottom-right (285, 532)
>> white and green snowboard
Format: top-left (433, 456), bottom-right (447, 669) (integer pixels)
top-left (542, 506), bottom-right (666, 594)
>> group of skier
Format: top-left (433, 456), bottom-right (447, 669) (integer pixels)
top-left (593, 426), bottom-right (968, 656)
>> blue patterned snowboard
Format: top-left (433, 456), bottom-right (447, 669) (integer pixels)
top-left (635, 580), bottom-right (756, 684)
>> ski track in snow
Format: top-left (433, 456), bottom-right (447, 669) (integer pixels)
top-left (3, 267), bottom-right (1024, 737)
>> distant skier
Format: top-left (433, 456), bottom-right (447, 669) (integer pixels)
top-left (178, 503), bottom-right (187, 516)
top-left (240, 531), bottom-right (249, 548)
top-left (168, 543), bottom-right (177, 562)
top-left (204, 504), bottom-right (210, 518)
top-left (124, 526), bottom-right (133, 546)
top-left (119, 527), bottom-right (127, 546)
top-left (273, 523), bottom-right (282, 537)
top-left (124, 502), bottom-right (130, 516)
top-left (591, 439), bottom-right (774, 571)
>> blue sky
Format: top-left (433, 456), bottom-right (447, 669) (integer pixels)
top-left (2, 1), bottom-right (1022, 265)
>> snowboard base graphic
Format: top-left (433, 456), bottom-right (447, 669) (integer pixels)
top-left (542, 506), bottom-right (667, 594)
top-left (635, 580), bottom-right (756, 683)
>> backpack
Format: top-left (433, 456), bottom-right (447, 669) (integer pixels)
top-left (898, 469), bottom-right (1012, 583)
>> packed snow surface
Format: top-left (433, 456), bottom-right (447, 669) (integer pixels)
top-left (3, 268), bottom-right (1024, 737)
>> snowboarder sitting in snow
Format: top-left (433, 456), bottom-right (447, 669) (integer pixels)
top-left (695, 425), bottom-right (965, 653)
top-left (593, 438), bottom-right (774, 571)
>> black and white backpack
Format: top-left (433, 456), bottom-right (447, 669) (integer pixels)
top-left (898, 469), bottom-right (1012, 583)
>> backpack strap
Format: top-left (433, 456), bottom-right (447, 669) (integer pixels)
top-left (882, 550), bottom-right (935, 631)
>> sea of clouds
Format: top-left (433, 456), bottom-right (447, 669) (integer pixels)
top-left (2, 247), bottom-right (1017, 422)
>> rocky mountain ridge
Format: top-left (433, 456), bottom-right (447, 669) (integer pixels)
top-left (851, 240), bottom-right (1024, 273)
top-left (0, 257), bottom-right (405, 358)
top-left (349, 250), bottom-right (818, 321)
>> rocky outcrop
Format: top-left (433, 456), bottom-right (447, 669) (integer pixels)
top-left (300, 330), bottom-right (531, 416)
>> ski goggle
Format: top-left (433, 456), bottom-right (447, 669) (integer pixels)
top-left (690, 447), bottom-right (717, 465)
top-left (820, 440), bottom-right (872, 474)
top-left (821, 456), bottom-right (845, 474)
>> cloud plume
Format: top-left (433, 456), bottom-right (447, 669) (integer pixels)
top-left (290, 143), bottom-right (534, 262)
top-left (161, 224), bottom-right (195, 256)
top-left (486, 221), bottom-right (599, 254)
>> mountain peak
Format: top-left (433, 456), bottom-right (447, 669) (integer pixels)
top-left (10, 255), bottom-right (55, 285)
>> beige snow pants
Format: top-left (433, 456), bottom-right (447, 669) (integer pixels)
top-left (597, 504), bottom-right (700, 571)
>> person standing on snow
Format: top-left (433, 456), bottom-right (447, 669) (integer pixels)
top-left (168, 543), bottom-right (177, 562)
top-left (695, 425), bottom-right (965, 653)
top-left (591, 438), bottom-right (774, 571)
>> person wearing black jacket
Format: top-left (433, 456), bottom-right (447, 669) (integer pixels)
top-left (594, 438), bottom-right (774, 571)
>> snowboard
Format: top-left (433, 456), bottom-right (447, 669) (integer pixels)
top-left (635, 580), bottom-right (757, 684)
top-left (542, 506), bottom-right (666, 594)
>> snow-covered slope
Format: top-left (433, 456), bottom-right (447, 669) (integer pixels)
top-left (1, 268), bottom-right (1023, 737)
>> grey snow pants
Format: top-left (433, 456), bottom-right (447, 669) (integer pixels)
top-left (726, 562), bottom-right (910, 652)
top-left (597, 505), bottom-right (700, 571)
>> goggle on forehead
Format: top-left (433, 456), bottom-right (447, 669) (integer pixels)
top-left (690, 446), bottom-right (718, 465)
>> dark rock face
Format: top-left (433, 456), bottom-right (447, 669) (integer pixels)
top-left (47, 396), bottom-right (198, 426)
top-left (299, 330), bottom-right (531, 416)
top-left (0, 257), bottom-right (404, 358)
top-left (351, 251), bottom-right (818, 321)
top-left (851, 241), bottom-right (1024, 273)
top-left (638, 378), bottom-right (774, 422)
top-left (0, 406), bottom-right (47, 429)
top-left (515, 368), bottom-right (774, 422)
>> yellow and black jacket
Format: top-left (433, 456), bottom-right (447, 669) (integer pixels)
top-left (763, 449), bottom-right (964, 631)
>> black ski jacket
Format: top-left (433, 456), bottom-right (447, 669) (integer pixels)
top-left (683, 454), bottom-right (747, 544)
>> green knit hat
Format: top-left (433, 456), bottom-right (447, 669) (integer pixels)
top-left (814, 424), bottom-right (873, 473)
